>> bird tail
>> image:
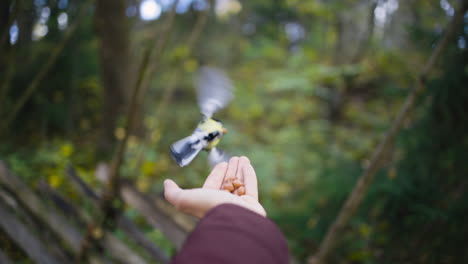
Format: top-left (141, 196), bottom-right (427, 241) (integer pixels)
top-left (208, 148), bottom-right (230, 168)
top-left (170, 135), bottom-right (203, 167)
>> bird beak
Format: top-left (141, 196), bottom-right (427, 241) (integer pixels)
top-left (222, 128), bottom-right (228, 134)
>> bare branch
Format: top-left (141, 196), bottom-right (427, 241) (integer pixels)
top-left (96, 0), bottom-right (132, 151)
top-left (136, 0), bottom-right (179, 100)
top-left (0, 0), bottom-right (17, 49)
top-left (77, 2), bottom-right (180, 261)
top-left (0, 1), bottom-right (19, 117)
top-left (309, 1), bottom-right (468, 263)
top-left (0, 49), bottom-right (16, 118)
top-left (156, 3), bottom-right (210, 117)
top-left (132, 5), bottom-right (211, 172)
top-left (106, 0), bottom-right (178, 191)
top-left (351, 1), bottom-right (377, 63)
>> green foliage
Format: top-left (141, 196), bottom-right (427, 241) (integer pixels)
top-left (0, 0), bottom-right (466, 263)
top-left (369, 41), bottom-right (468, 263)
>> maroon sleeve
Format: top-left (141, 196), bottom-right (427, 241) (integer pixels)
top-left (171, 203), bottom-right (289, 264)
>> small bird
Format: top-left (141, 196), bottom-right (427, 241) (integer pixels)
top-left (170, 66), bottom-right (233, 167)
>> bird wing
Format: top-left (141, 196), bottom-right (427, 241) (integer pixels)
top-left (170, 130), bottom-right (207, 167)
top-left (196, 66), bottom-right (234, 118)
top-left (208, 147), bottom-right (231, 168)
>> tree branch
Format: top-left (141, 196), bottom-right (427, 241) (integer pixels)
top-left (0, 0), bottom-right (17, 50)
top-left (76, 1), bottom-right (179, 261)
top-left (308, 1), bottom-right (468, 263)
top-left (351, 1), bottom-right (377, 64)
top-left (96, 0), bottom-right (132, 151)
top-left (0, 1), bottom-right (18, 114)
top-left (132, 4), bottom-right (211, 172)
top-left (0, 48), bottom-right (16, 119)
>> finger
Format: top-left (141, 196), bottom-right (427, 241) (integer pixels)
top-left (164, 179), bottom-right (184, 208)
top-left (224, 156), bottom-right (239, 181)
top-left (233, 156), bottom-right (249, 195)
top-left (203, 162), bottom-right (228, 189)
top-left (236, 156), bottom-right (250, 183)
top-left (165, 180), bottom-right (234, 218)
top-left (243, 163), bottom-right (258, 200)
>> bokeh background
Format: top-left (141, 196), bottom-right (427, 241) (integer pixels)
top-left (1, 0), bottom-right (467, 263)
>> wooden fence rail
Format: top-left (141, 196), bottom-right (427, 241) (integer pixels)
top-left (66, 167), bottom-right (171, 263)
top-left (0, 248), bottom-right (14, 264)
top-left (0, 161), bottom-right (193, 263)
top-left (0, 200), bottom-right (62, 264)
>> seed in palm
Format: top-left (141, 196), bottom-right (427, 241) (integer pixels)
top-left (222, 177), bottom-right (245, 196)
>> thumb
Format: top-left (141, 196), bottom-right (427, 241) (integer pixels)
top-left (164, 179), bottom-right (183, 207)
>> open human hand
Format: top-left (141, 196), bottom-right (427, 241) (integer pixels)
top-left (164, 156), bottom-right (266, 218)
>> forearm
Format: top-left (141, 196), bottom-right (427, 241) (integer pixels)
top-left (171, 204), bottom-right (289, 264)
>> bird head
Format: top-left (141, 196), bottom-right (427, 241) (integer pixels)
top-left (198, 118), bottom-right (226, 135)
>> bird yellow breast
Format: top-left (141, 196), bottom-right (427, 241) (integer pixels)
top-left (197, 118), bottom-right (223, 150)
top-left (206, 138), bottom-right (221, 150)
top-left (198, 118), bottom-right (223, 133)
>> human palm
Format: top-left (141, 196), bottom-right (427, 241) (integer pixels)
top-left (164, 156), bottom-right (266, 218)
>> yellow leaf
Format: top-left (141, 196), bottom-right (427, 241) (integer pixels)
top-left (157, 158), bottom-right (169, 173)
top-left (80, 119), bottom-right (90, 130)
top-left (388, 167), bottom-right (397, 180)
top-left (49, 174), bottom-right (63, 188)
top-left (272, 182), bottom-right (291, 198)
top-left (307, 218), bottom-right (318, 229)
top-left (137, 178), bottom-right (151, 192)
top-left (114, 127), bottom-right (126, 140)
top-left (60, 143), bottom-right (73, 158)
top-left (348, 250), bottom-right (372, 261)
top-left (128, 136), bottom-right (138, 148)
top-left (173, 45), bottom-right (190, 60)
top-left (359, 224), bottom-right (371, 238)
top-left (92, 227), bottom-right (103, 239)
top-left (183, 59), bottom-right (198, 73)
top-left (141, 161), bottom-right (156, 176)
top-left (150, 130), bottom-right (161, 143)
top-left (144, 117), bottom-right (156, 129)
top-left (53, 91), bottom-right (64, 103)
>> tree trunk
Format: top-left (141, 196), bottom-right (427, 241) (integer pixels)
top-left (0, 0), bottom-right (10, 56)
top-left (0, 0), bottom-right (12, 110)
top-left (95, 0), bottom-right (131, 154)
top-left (17, 0), bottom-right (34, 47)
